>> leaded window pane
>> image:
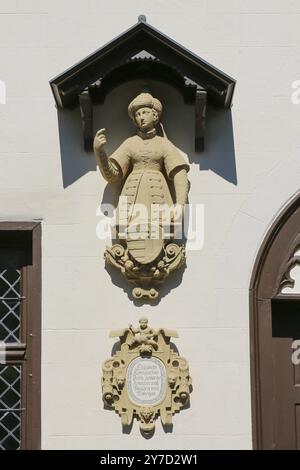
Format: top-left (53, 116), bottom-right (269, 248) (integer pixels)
top-left (0, 300), bottom-right (21, 343)
top-left (0, 269), bottom-right (21, 344)
top-left (0, 411), bottom-right (21, 450)
top-left (0, 269), bottom-right (20, 299)
top-left (0, 365), bottom-right (21, 450)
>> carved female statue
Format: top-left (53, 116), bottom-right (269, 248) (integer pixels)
top-left (93, 93), bottom-right (190, 300)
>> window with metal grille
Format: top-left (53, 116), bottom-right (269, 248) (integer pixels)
top-left (0, 223), bottom-right (41, 450)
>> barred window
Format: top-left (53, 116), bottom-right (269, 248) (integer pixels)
top-left (0, 224), bottom-right (41, 450)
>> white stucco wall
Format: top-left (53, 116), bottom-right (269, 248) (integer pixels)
top-left (0, 0), bottom-right (299, 450)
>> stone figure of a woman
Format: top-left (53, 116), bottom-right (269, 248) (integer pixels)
top-left (93, 93), bottom-right (189, 300)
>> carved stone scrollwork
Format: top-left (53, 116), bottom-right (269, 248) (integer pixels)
top-left (101, 318), bottom-right (192, 437)
top-left (105, 241), bottom-right (186, 299)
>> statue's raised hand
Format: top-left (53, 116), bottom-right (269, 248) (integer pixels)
top-left (94, 128), bottom-right (107, 152)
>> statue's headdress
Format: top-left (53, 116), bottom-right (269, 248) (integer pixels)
top-left (128, 93), bottom-right (162, 121)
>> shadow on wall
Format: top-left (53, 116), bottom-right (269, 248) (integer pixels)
top-left (58, 108), bottom-right (96, 188)
top-left (58, 79), bottom-right (237, 188)
top-left (199, 105), bottom-right (237, 185)
top-left (57, 80), bottom-right (236, 300)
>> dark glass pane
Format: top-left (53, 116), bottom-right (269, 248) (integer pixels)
top-left (1, 410), bottom-right (19, 429)
top-left (0, 300), bottom-right (20, 343)
top-left (0, 366), bottom-right (21, 410)
top-left (0, 366), bottom-right (21, 450)
top-left (0, 411), bottom-right (20, 450)
top-left (0, 269), bottom-right (20, 299)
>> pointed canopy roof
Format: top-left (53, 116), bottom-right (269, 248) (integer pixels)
top-left (50, 16), bottom-right (236, 110)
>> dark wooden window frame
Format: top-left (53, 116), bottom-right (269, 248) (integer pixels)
top-left (250, 192), bottom-right (300, 449)
top-left (0, 221), bottom-right (41, 450)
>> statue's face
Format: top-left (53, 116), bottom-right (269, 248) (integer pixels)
top-left (135, 107), bottom-right (156, 131)
top-left (140, 319), bottom-right (148, 330)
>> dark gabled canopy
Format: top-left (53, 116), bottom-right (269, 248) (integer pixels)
top-left (50, 17), bottom-right (236, 152)
top-left (50, 17), bottom-right (235, 110)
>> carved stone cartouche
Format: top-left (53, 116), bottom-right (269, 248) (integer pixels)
top-left (101, 317), bottom-right (192, 436)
